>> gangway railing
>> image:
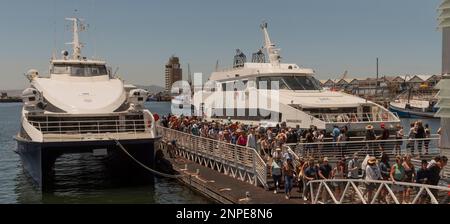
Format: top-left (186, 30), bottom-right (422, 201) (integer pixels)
top-left (158, 126), bottom-right (269, 189)
top-left (306, 179), bottom-right (450, 204)
top-left (286, 137), bottom-right (441, 160)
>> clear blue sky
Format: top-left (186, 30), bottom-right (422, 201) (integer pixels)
top-left (0, 0), bottom-right (443, 89)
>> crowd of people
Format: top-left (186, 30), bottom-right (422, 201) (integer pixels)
top-left (160, 114), bottom-right (448, 202)
top-left (269, 153), bottom-right (447, 202)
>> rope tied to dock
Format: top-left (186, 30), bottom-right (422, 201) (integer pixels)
top-left (110, 138), bottom-right (185, 179)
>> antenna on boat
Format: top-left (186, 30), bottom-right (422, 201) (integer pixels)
top-left (65, 17), bottom-right (86, 60)
top-left (260, 22), bottom-right (281, 66)
top-left (215, 60), bottom-right (219, 72)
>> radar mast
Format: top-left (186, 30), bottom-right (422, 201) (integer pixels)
top-left (65, 17), bottom-right (86, 60)
top-left (260, 22), bottom-right (281, 66)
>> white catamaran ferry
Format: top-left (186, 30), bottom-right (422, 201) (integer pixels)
top-left (192, 22), bottom-right (400, 135)
top-left (14, 18), bottom-right (158, 188)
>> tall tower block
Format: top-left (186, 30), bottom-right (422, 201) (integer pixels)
top-left (165, 55), bottom-right (182, 93)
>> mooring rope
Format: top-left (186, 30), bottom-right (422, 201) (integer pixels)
top-left (110, 138), bottom-right (185, 179)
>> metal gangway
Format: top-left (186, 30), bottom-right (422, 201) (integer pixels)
top-left (158, 126), bottom-right (449, 204)
top-left (158, 127), bottom-right (269, 189)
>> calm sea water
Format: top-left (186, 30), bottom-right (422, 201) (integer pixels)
top-left (0, 102), bottom-right (211, 204)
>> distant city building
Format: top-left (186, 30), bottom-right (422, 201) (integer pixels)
top-left (165, 55), bottom-right (182, 93)
top-left (319, 74), bottom-right (442, 101)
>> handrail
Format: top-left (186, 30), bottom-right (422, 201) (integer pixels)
top-left (158, 126), bottom-right (269, 189)
top-left (286, 137), bottom-right (441, 163)
top-left (306, 179), bottom-right (450, 204)
top-left (286, 137), bottom-right (440, 147)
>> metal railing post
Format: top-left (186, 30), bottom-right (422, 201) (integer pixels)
top-left (252, 149), bottom-right (257, 186)
top-left (234, 145), bottom-right (238, 168)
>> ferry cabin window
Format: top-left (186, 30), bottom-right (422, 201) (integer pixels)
top-left (257, 75), bottom-right (322, 90)
top-left (52, 64), bottom-right (107, 76)
top-left (221, 80), bottom-right (248, 91)
top-left (52, 65), bottom-right (69, 74)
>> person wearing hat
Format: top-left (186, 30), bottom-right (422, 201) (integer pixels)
top-left (365, 156), bottom-right (381, 202)
top-left (272, 147), bottom-right (282, 161)
top-left (365, 125), bottom-right (376, 141)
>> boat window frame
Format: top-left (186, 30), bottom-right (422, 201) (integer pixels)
top-left (256, 74), bottom-right (322, 90)
top-left (220, 79), bottom-right (248, 91)
top-left (51, 63), bottom-right (108, 77)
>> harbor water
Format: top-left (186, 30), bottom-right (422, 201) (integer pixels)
top-left (0, 102), bottom-right (211, 204)
top-left (0, 101), bottom-right (441, 203)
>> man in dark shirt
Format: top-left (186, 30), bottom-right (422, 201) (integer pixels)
top-left (427, 158), bottom-right (443, 200)
top-left (378, 123), bottom-right (390, 151)
top-left (415, 122), bottom-right (426, 155)
top-left (303, 159), bottom-right (318, 201)
top-left (286, 128), bottom-right (298, 144)
top-left (427, 160), bottom-right (442, 186)
top-left (318, 157), bottom-right (333, 203)
top-left (416, 160), bottom-right (429, 184)
top-left (319, 157), bottom-right (332, 179)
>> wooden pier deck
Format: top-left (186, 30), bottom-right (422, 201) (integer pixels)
top-left (168, 156), bottom-right (307, 204)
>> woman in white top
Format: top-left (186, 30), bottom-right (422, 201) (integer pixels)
top-left (365, 157), bottom-right (381, 202)
top-left (332, 160), bottom-right (346, 200)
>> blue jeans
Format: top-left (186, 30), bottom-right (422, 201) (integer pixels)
top-left (284, 175), bottom-right (293, 195)
top-left (272, 175), bottom-right (281, 189)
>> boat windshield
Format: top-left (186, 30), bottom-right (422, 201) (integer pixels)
top-left (257, 75), bottom-right (322, 90)
top-left (52, 64), bottom-right (108, 77)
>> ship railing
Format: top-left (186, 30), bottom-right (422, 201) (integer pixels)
top-left (305, 179), bottom-right (450, 204)
top-left (309, 112), bottom-right (399, 123)
top-left (158, 126), bottom-right (269, 189)
top-left (28, 119), bottom-right (148, 140)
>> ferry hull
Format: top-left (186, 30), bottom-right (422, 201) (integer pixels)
top-left (389, 104), bottom-right (437, 119)
top-left (15, 137), bottom-right (159, 190)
